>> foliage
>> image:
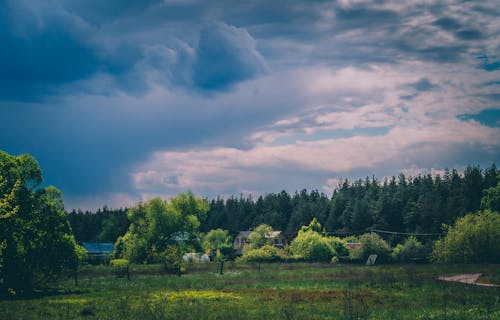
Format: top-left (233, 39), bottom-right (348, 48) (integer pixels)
top-left (110, 259), bottom-right (129, 277)
top-left (289, 220), bottom-right (335, 262)
top-left (432, 210), bottom-right (500, 263)
top-left (0, 150), bottom-right (80, 294)
top-left (298, 217), bottom-right (325, 234)
top-left (246, 224), bottom-right (273, 250)
top-left (115, 193), bottom-right (209, 264)
top-left (480, 184), bottom-right (500, 212)
top-left (200, 165), bottom-right (499, 244)
top-left (75, 244), bottom-right (88, 266)
top-left (330, 236), bottom-right (349, 257)
top-left (69, 164), bottom-right (499, 250)
top-left (351, 233), bottom-right (391, 263)
top-left (238, 245), bottom-right (287, 263)
top-left (202, 228), bottom-right (233, 260)
top-left (67, 206), bottom-right (130, 243)
top-left (161, 245), bottom-right (184, 274)
top-left (392, 236), bottom-right (426, 262)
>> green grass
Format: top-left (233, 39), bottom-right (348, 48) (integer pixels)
top-left (1, 263), bottom-right (499, 319)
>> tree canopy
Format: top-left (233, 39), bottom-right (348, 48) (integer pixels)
top-left (0, 151), bottom-right (80, 294)
top-left (246, 224), bottom-right (273, 250)
top-left (432, 210), bottom-right (500, 263)
top-left (115, 193), bottom-right (209, 264)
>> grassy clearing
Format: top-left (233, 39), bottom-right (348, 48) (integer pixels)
top-left (1, 263), bottom-right (499, 319)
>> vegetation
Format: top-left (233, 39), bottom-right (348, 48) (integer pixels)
top-left (289, 219), bottom-right (335, 262)
top-left (392, 236), bottom-right (427, 263)
top-left (2, 148), bottom-right (500, 317)
top-left (109, 259), bottom-right (129, 278)
top-left (202, 228), bottom-right (233, 260)
top-left (238, 245), bottom-right (287, 263)
top-left (67, 164), bottom-right (499, 251)
top-left (432, 210), bottom-right (500, 263)
top-left (351, 233), bottom-right (392, 263)
top-left (0, 151), bottom-right (81, 294)
top-left (246, 224), bottom-right (274, 250)
top-left (1, 263), bottom-right (499, 320)
top-left (481, 184), bottom-right (500, 212)
top-left (67, 207), bottom-right (129, 243)
top-left (114, 194), bottom-right (209, 265)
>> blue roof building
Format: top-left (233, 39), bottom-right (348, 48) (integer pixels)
top-left (82, 242), bottom-right (115, 254)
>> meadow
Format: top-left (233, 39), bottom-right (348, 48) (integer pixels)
top-left (1, 263), bottom-right (499, 320)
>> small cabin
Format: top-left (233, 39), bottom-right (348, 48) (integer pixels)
top-left (233, 231), bottom-right (252, 256)
top-left (82, 242), bottom-right (114, 264)
top-left (268, 231), bottom-right (287, 249)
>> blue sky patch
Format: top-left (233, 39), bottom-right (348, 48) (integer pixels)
top-left (270, 126), bottom-right (392, 146)
top-left (458, 109), bottom-right (500, 127)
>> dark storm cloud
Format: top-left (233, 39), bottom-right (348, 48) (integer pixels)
top-left (192, 23), bottom-right (268, 91)
top-left (0, 0), bottom-right (100, 101)
top-left (1, 0), bottom-right (499, 209)
top-left (433, 17), bottom-right (463, 31)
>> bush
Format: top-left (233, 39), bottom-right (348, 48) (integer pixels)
top-left (110, 259), bottom-right (129, 277)
top-left (330, 237), bottom-right (349, 257)
top-left (432, 210), bottom-right (500, 263)
top-left (238, 245), bottom-right (287, 263)
top-left (290, 230), bottom-right (335, 262)
top-left (162, 245), bottom-right (184, 274)
top-left (392, 236), bottom-right (426, 262)
top-left (351, 233), bottom-right (391, 263)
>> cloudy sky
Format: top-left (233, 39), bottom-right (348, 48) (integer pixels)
top-left (1, 0), bottom-right (499, 210)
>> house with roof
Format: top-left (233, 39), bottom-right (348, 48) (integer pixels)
top-left (82, 242), bottom-right (114, 264)
top-left (233, 230), bottom-right (287, 256)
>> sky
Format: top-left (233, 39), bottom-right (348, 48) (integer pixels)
top-left (1, 0), bottom-right (499, 210)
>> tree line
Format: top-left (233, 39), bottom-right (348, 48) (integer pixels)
top-left (68, 164), bottom-right (499, 246)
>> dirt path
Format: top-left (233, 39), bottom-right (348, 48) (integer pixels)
top-left (438, 273), bottom-right (500, 287)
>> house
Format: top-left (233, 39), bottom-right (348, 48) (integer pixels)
top-left (82, 242), bottom-right (114, 264)
top-left (233, 230), bottom-right (287, 256)
top-left (233, 231), bottom-right (252, 255)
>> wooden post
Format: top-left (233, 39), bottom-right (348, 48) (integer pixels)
top-left (219, 260), bottom-right (224, 275)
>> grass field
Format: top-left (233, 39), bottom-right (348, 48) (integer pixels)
top-left (1, 263), bottom-right (499, 319)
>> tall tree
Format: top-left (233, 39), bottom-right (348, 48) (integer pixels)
top-left (0, 151), bottom-right (79, 293)
top-left (115, 192), bottom-right (209, 264)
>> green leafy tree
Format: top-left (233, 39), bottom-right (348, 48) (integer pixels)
top-left (115, 193), bottom-right (209, 265)
top-left (481, 185), bottom-right (500, 212)
top-left (0, 151), bottom-right (79, 293)
top-left (392, 236), bottom-right (426, 262)
top-left (290, 220), bottom-right (335, 262)
top-left (246, 224), bottom-right (273, 250)
top-left (203, 228), bottom-right (233, 260)
top-left (351, 233), bottom-right (391, 263)
top-left (432, 210), bottom-right (500, 263)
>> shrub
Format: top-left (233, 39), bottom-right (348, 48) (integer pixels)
top-left (238, 245), bottom-right (287, 263)
top-left (392, 236), bottom-right (426, 262)
top-left (110, 259), bottom-right (129, 277)
top-left (290, 230), bottom-right (334, 262)
top-left (432, 210), bottom-right (500, 263)
top-left (162, 245), bottom-right (184, 274)
top-left (351, 233), bottom-right (391, 263)
top-left (330, 237), bottom-right (349, 257)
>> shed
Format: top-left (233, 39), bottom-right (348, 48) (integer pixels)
top-left (82, 242), bottom-right (114, 264)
